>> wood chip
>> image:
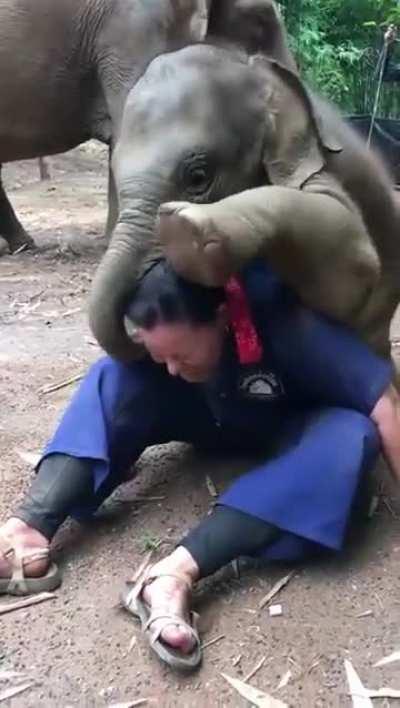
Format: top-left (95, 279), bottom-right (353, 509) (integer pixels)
top-left (364, 688), bottom-right (400, 698)
top-left (0, 671), bottom-right (28, 682)
top-left (277, 670), bottom-right (292, 690)
top-left (0, 592), bottom-right (56, 616)
top-left (15, 450), bottom-right (41, 467)
top-left (374, 651), bottom-right (400, 667)
top-left (382, 497), bottom-right (400, 519)
top-left (244, 656), bottom-right (267, 683)
top-left (367, 495), bottom-right (379, 518)
top-left (221, 673), bottom-right (287, 708)
top-left (12, 243), bottom-right (29, 255)
top-left (201, 634), bottom-right (225, 650)
top-left (232, 654), bottom-right (242, 667)
top-left (269, 604), bottom-right (282, 617)
top-left (60, 307), bottom-right (82, 318)
top-left (108, 701), bottom-right (148, 708)
top-left (307, 658), bottom-right (321, 674)
top-left (85, 337), bottom-right (100, 347)
top-left (259, 571), bottom-right (295, 610)
top-left (344, 659), bottom-right (373, 708)
top-left (0, 682), bottom-right (34, 702)
top-left (39, 373), bottom-right (84, 395)
top-left (128, 635), bottom-right (137, 653)
top-left (205, 475), bottom-right (218, 498)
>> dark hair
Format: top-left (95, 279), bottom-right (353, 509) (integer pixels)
top-left (126, 260), bottom-right (225, 329)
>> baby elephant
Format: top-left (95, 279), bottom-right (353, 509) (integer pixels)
top-left (89, 43), bottom-right (400, 361)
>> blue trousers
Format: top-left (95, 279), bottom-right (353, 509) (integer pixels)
top-left (41, 306), bottom-right (391, 561)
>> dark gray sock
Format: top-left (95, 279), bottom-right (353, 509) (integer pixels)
top-left (180, 504), bottom-right (279, 577)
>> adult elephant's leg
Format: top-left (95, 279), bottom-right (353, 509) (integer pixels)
top-left (0, 165), bottom-right (34, 253)
top-left (105, 154), bottom-right (119, 240)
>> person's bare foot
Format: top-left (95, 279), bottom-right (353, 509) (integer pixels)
top-left (0, 517), bottom-right (49, 579)
top-left (140, 546), bottom-right (200, 655)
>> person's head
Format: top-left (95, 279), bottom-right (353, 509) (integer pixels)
top-left (127, 260), bottom-right (228, 382)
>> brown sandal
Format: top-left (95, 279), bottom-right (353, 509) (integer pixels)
top-left (0, 532), bottom-right (61, 596)
top-left (121, 564), bottom-right (202, 672)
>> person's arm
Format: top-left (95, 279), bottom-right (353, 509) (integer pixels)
top-left (371, 384), bottom-right (400, 484)
top-left (252, 291), bottom-right (393, 416)
top-left (255, 292), bottom-right (399, 484)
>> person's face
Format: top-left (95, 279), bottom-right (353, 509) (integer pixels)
top-left (136, 307), bottom-right (228, 382)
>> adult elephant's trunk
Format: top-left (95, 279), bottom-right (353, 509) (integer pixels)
top-left (89, 206), bottom-right (163, 362)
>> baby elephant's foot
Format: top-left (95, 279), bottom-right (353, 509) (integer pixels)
top-left (157, 202), bottom-right (231, 287)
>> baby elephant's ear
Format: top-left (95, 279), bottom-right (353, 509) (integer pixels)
top-left (250, 56), bottom-right (342, 188)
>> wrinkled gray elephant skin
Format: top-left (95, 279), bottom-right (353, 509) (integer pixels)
top-left (0, 0), bottom-right (293, 253)
top-left (0, 0), bottom-right (213, 252)
top-left (88, 42), bottom-right (400, 362)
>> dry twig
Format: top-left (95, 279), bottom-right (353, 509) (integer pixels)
top-left (344, 659), bottom-right (373, 708)
top-left (201, 634), bottom-right (225, 650)
top-left (39, 373), bottom-right (84, 395)
top-left (60, 307), bottom-right (82, 318)
top-left (205, 475), bottom-right (218, 498)
top-left (244, 656), bottom-right (267, 683)
top-left (128, 635), bottom-right (137, 653)
top-left (277, 670), bottom-right (292, 690)
top-left (0, 592), bottom-right (56, 616)
top-left (0, 682), bottom-right (34, 702)
top-left (108, 700), bottom-right (148, 708)
top-left (221, 673), bottom-right (287, 708)
top-left (374, 650), bottom-right (400, 667)
top-left (259, 571), bottom-right (295, 610)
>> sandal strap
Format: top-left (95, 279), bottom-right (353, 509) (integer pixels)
top-left (124, 564), bottom-right (193, 616)
top-left (0, 531), bottom-right (49, 582)
top-left (143, 571), bottom-right (192, 593)
top-left (145, 611), bottom-right (199, 646)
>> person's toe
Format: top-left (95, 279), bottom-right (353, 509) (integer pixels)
top-left (159, 622), bottom-right (196, 654)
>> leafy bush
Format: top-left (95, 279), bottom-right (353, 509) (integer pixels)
top-left (278, 0), bottom-right (400, 116)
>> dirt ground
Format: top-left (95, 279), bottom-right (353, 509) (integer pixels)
top-left (1, 144), bottom-right (400, 708)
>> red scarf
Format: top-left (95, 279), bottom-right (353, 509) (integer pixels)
top-left (224, 276), bottom-right (263, 365)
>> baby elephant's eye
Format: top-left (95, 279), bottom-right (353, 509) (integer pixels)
top-left (180, 153), bottom-right (215, 195)
top-left (190, 166), bottom-right (209, 188)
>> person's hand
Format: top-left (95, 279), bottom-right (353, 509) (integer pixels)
top-left (385, 24), bottom-right (398, 45)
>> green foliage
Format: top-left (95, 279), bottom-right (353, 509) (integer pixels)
top-left (141, 531), bottom-right (160, 552)
top-left (278, 0), bottom-right (400, 116)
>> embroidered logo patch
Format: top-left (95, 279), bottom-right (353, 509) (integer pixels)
top-left (238, 371), bottom-right (284, 401)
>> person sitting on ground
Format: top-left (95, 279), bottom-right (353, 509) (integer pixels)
top-left (1, 258), bottom-right (399, 671)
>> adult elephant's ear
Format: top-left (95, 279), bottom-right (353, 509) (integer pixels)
top-left (209, 0), bottom-right (297, 73)
top-left (173, 0), bottom-right (210, 42)
top-left (250, 56), bottom-right (342, 188)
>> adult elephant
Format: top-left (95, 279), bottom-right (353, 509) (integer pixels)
top-left (88, 42), bottom-right (400, 362)
top-left (0, 0), bottom-right (294, 253)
